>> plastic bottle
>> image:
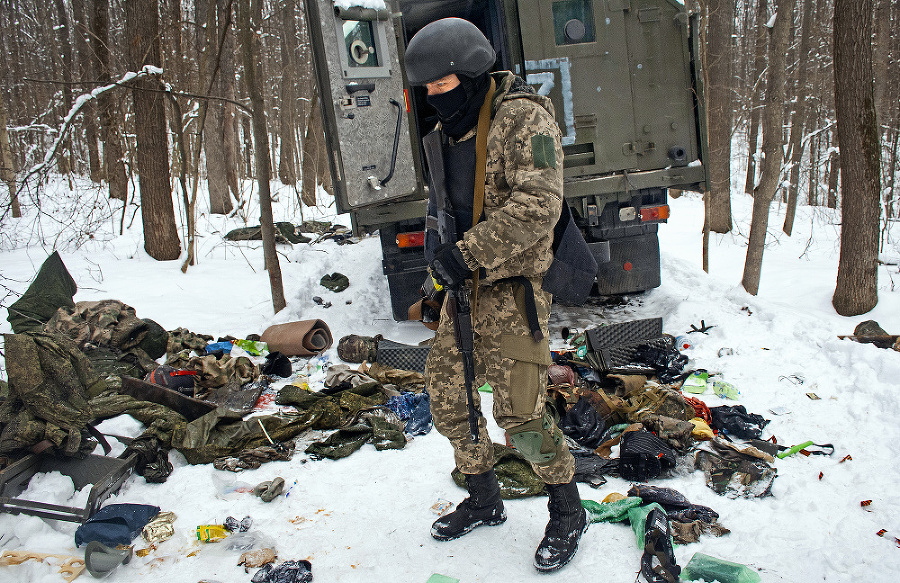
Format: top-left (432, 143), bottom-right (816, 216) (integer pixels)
top-left (681, 552), bottom-right (761, 583)
top-left (674, 335), bottom-right (694, 351)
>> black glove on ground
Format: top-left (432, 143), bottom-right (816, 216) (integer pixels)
top-left (430, 243), bottom-right (470, 290)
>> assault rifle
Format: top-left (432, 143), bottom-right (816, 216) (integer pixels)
top-left (422, 130), bottom-right (481, 443)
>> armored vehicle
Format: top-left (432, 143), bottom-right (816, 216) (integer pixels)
top-left (303, 0), bottom-right (709, 319)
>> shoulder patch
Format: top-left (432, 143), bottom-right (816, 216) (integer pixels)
top-left (531, 133), bottom-right (556, 169)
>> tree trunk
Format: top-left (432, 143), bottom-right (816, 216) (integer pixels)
top-left (742, 0), bottom-right (794, 296)
top-left (744, 0), bottom-right (768, 197)
top-left (0, 91), bottom-right (20, 218)
top-left (238, 0), bottom-right (286, 313)
top-left (92, 0), bottom-right (127, 200)
top-left (783, 0), bottom-right (815, 236)
top-left (72, 0), bottom-right (101, 183)
top-left (827, 148), bottom-right (839, 209)
top-left (241, 115), bottom-right (254, 179)
top-left (220, 0), bottom-right (240, 203)
top-left (52, 0), bottom-right (73, 176)
top-left (831, 0), bottom-right (881, 316)
top-left (873, 0), bottom-right (891, 129)
top-left (278, 0), bottom-right (298, 185)
top-left (204, 0), bottom-right (232, 215)
top-left (705, 0), bottom-right (734, 233)
top-left (301, 91), bottom-right (324, 207)
top-left (124, 0), bottom-right (182, 261)
top-left (807, 131), bottom-right (818, 206)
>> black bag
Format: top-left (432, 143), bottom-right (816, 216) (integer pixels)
top-left (618, 429), bottom-right (677, 481)
top-left (709, 405), bottom-right (770, 440)
top-left (541, 203), bottom-right (598, 305)
top-left (558, 396), bottom-right (606, 449)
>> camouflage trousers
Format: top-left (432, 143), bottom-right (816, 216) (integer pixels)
top-left (424, 277), bottom-right (574, 484)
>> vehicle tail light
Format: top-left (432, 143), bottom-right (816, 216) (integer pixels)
top-left (396, 231), bottom-right (425, 248)
top-left (640, 205), bottom-right (670, 222)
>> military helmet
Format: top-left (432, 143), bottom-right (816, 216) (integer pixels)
top-left (404, 18), bottom-right (496, 85)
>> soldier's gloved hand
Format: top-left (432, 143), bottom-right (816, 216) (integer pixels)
top-left (429, 243), bottom-right (469, 290)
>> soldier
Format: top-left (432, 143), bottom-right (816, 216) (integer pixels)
top-left (404, 18), bottom-right (588, 572)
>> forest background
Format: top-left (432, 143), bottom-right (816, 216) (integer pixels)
top-left (0, 0), bottom-right (898, 317)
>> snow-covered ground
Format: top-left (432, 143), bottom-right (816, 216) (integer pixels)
top-left (1, 177), bottom-right (899, 582)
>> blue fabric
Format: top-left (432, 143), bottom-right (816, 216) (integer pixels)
top-left (386, 392), bottom-right (432, 435)
top-left (406, 391), bottom-right (433, 435)
top-left (75, 503), bottom-right (160, 547)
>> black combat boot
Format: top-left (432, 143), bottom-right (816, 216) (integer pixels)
top-left (534, 479), bottom-right (589, 572)
top-left (431, 469), bottom-right (507, 541)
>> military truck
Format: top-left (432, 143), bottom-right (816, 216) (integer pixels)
top-left (303, 0), bottom-right (709, 320)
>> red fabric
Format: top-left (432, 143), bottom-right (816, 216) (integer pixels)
top-left (683, 395), bottom-right (712, 425)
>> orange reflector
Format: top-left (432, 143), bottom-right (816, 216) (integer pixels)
top-left (623, 262), bottom-right (633, 271)
top-left (640, 205), bottom-right (670, 222)
top-left (397, 231), bottom-right (425, 248)
top-left (403, 89), bottom-right (411, 112)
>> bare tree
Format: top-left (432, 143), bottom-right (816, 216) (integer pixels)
top-left (744, 0), bottom-right (768, 198)
top-left (826, 147), bottom-right (839, 209)
top-left (301, 91), bottom-right (326, 207)
top-left (832, 0), bottom-right (881, 315)
top-left (92, 0), bottom-right (127, 200)
top-left (72, 0), bottom-right (101, 182)
top-left (238, 0), bottom-right (285, 313)
top-left (52, 0), bottom-right (74, 176)
top-left (705, 0), bottom-right (734, 233)
top-left (782, 0), bottom-right (815, 235)
top-left (742, 0), bottom-right (794, 296)
top-left (123, 0), bottom-right (181, 261)
top-left (0, 91), bottom-right (19, 217)
top-left (220, 1), bottom-right (240, 203)
top-left (204, 0), bottom-right (233, 215)
top-left (278, 0), bottom-right (299, 185)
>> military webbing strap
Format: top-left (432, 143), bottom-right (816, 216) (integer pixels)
top-left (470, 77), bottom-right (496, 311)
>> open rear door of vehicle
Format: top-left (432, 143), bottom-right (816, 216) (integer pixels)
top-left (305, 0), bottom-right (420, 215)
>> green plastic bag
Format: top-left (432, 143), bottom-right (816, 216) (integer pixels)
top-left (233, 339), bottom-right (268, 356)
top-left (681, 552), bottom-right (761, 583)
top-left (582, 496), bottom-right (643, 523)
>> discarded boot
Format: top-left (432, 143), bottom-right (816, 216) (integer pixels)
top-left (431, 469), bottom-right (506, 541)
top-left (534, 479), bottom-right (589, 572)
top-left (641, 506), bottom-right (681, 583)
top-left (253, 477), bottom-right (285, 502)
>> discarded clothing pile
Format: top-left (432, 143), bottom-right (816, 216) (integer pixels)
top-left (1, 253), bottom-right (342, 482)
top-left (542, 318), bottom-right (790, 505)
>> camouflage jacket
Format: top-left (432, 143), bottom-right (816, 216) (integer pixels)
top-left (455, 71), bottom-right (564, 285)
top-left (45, 299), bottom-right (147, 352)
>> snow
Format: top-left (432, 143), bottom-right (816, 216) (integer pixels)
top-left (1, 176), bottom-right (900, 583)
top-left (333, 0), bottom-right (387, 10)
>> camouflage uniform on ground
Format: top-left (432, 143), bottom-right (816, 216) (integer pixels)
top-left (425, 71), bottom-right (574, 485)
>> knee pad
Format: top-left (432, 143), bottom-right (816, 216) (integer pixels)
top-left (507, 414), bottom-right (564, 465)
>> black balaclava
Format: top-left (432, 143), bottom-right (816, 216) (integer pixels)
top-left (426, 72), bottom-right (491, 139)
